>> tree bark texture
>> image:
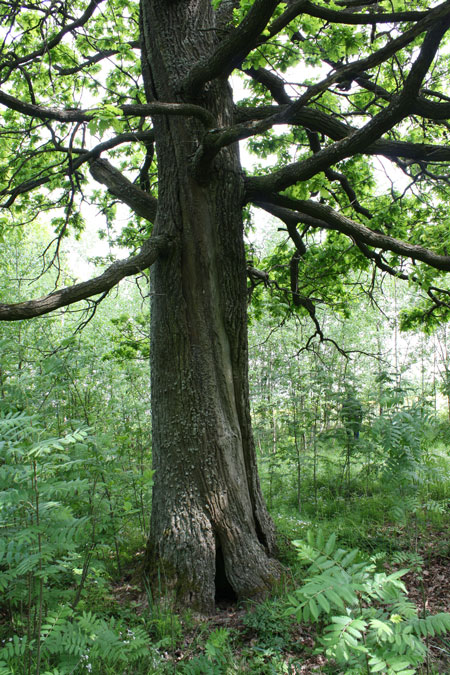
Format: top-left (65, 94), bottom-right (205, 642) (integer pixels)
top-left (141, 0), bottom-right (281, 611)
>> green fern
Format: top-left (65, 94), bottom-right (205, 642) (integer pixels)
top-left (391, 552), bottom-right (424, 572)
top-left (0, 607), bottom-right (153, 673)
top-left (286, 530), bottom-right (450, 674)
top-left (412, 614), bottom-right (450, 638)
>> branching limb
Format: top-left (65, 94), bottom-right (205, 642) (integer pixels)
top-left (246, 265), bottom-right (270, 301)
top-left (253, 194), bottom-right (450, 272)
top-left (196, 17), bottom-right (450, 179)
top-left (344, 68), bottom-right (450, 122)
top-left (73, 292), bottom-right (110, 334)
top-left (223, 0), bottom-right (427, 76)
top-left (354, 241), bottom-right (409, 281)
top-left (0, 235), bottom-right (170, 321)
top-left (0, 131), bottom-right (156, 206)
top-left (299, 330), bottom-right (351, 358)
top-left (247, 257), bottom-right (322, 339)
top-left (54, 41), bottom-right (140, 76)
top-left (70, 130), bottom-right (155, 163)
top-left (0, 91), bottom-right (216, 127)
top-left (180, 0), bottom-right (280, 95)
top-left (242, 67), bottom-right (292, 105)
top-left (192, 116), bottom-right (276, 178)
top-left (251, 0), bottom-right (427, 58)
top-left (262, 0), bottom-right (309, 40)
top-left (187, 0), bottom-right (431, 99)
top-left (273, 0), bottom-right (450, 124)
top-left (245, 14), bottom-right (450, 195)
top-left (235, 104), bottom-right (450, 163)
top-left (306, 130), bottom-right (372, 219)
top-left (300, 0), bottom-right (426, 25)
top-left (0, 0), bottom-right (107, 72)
top-left (89, 158), bottom-right (158, 222)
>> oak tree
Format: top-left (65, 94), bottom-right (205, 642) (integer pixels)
top-left (2, 0), bottom-right (450, 611)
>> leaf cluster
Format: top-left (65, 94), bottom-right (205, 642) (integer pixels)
top-left (286, 530), bottom-right (450, 674)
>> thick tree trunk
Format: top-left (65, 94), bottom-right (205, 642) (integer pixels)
top-left (141, 0), bottom-right (281, 611)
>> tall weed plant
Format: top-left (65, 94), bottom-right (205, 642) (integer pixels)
top-left (0, 411), bottom-right (155, 674)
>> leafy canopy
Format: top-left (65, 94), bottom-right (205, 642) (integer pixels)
top-left (1, 0), bottom-right (450, 337)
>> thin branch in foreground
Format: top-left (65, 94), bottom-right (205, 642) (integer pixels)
top-left (0, 235), bottom-right (170, 321)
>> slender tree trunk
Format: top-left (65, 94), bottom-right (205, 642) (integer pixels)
top-left (291, 390), bottom-right (302, 514)
top-left (141, 0), bottom-right (280, 612)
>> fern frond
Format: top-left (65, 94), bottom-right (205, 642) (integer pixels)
top-left (412, 613), bottom-right (450, 638)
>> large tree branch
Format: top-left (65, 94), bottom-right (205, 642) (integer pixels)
top-left (274, 0), bottom-right (450, 125)
top-left (235, 104), bottom-right (450, 163)
top-left (186, 0), bottom-right (428, 99)
top-left (180, 0), bottom-right (280, 95)
top-left (260, 0), bottom-right (427, 51)
top-left (254, 194), bottom-right (450, 272)
top-left (245, 14), bottom-right (450, 196)
top-left (185, 0), bottom-right (446, 100)
top-left (259, 0), bottom-right (309, 40)
top-left (259, 199), bottom-right (450, 323)
top-left (272, 196), bottom-right (410, 282)
top-left (0, 131), bottom-right (156, 207)
top-left (227, 0), bottom-right (428, 82)
top-left (300, 0), bottom-right (426, 25)
top-left (328, 69), bottom-right (450, 122)
top-left (0, 92), bottom-right (216, 128)
top-left (269, 197), bottom-right (410, 281)
top-left (242, 67), bottom-right (292, 105)
top-left (0, 235), bottom-right (169, 321)
top-left (89, 158), bottom-right (158, 222)
top-left (195, 11), bottom-right (450, 177)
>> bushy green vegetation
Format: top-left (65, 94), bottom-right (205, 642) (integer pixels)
top-left (1, 263), bottom-right (450, 674)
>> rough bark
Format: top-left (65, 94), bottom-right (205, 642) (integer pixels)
top-left (141, 0), bottom-right (281, 612)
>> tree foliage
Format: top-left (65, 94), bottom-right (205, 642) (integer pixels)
top-left (0, 0), bottom-right (450, 327)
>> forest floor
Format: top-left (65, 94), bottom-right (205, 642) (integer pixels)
top-left (399, 528), bottom-right (450, 615)
top-left (395, 526), bottom-right (450, 675)
top-left (111, 523), bottom-right (450, 673)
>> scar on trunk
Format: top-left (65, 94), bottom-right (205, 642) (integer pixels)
top-left (214, 538), bottom-right (237, 604)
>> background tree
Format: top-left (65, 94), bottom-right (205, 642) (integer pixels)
top-left (2, 0), bottom-right (450, 612)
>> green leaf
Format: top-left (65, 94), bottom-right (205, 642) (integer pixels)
top-left (341, 549), bottom-right (358, 567)
top-left (324, 532), bottom-right (336, 556)
top-left (309, 597), bottom-right (319, 621)
top-left (317, 592), bottom-right (330, 614)
top-left (326, 589), bottom-right (346, 609)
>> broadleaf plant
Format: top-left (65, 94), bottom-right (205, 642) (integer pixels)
top-left (286, 530), bottom-right (450, 674)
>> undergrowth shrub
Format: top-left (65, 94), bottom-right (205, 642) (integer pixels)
top-left (178, 627), bottom-right (233, 674)
top-left (0, 411), bottom-right (156, 674)
top-left (286, 530), bottom-right (450, 675)
top-left (242, 598), bottom-right (292, 650)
